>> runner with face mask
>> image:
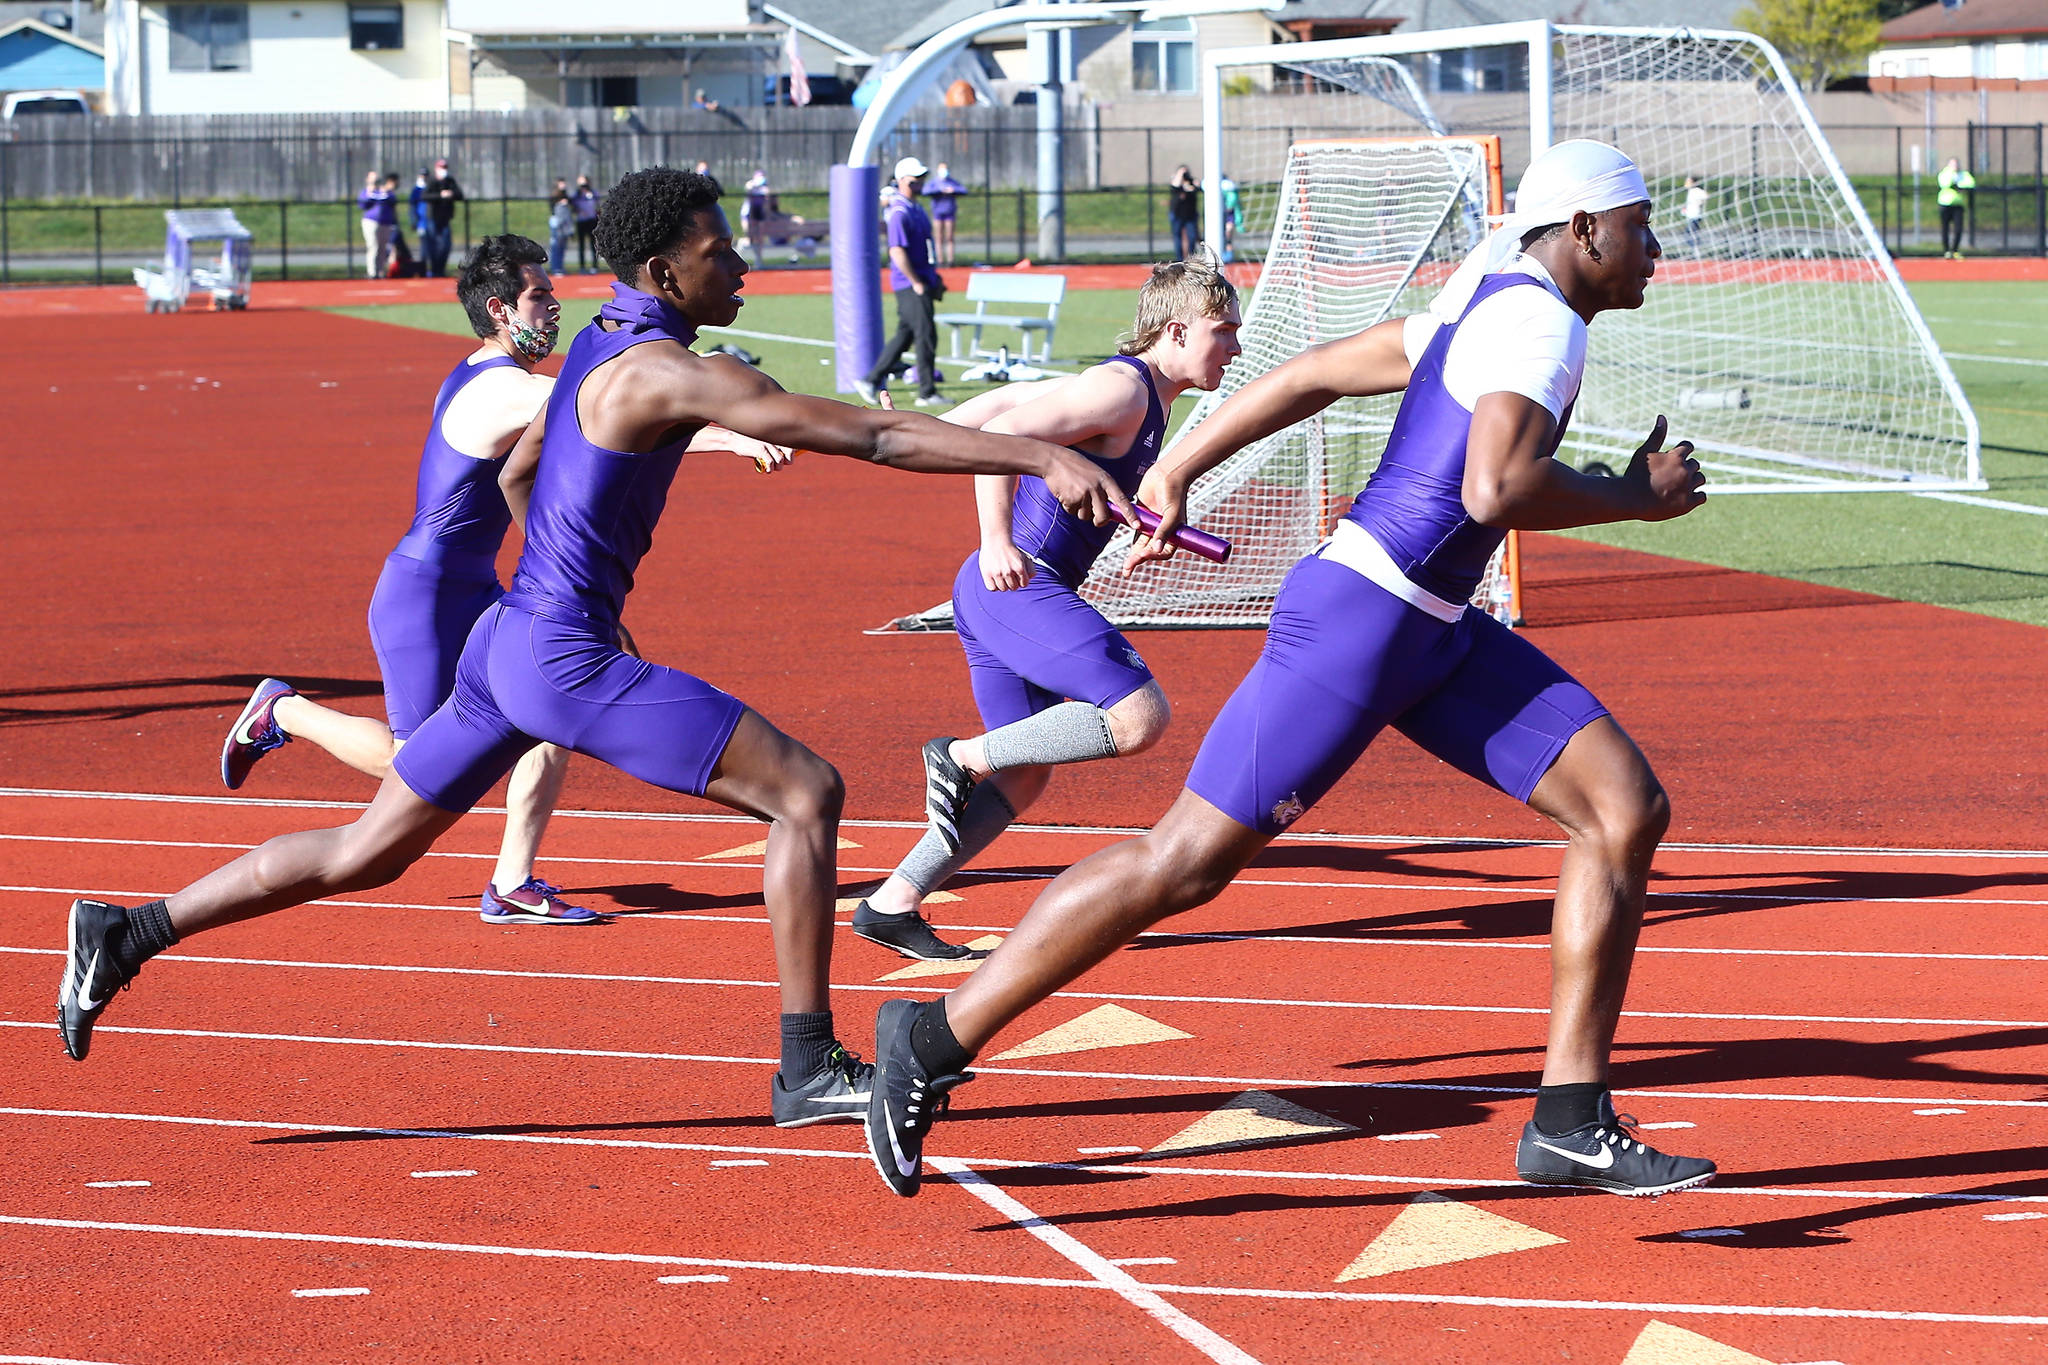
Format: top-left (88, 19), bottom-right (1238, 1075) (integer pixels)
top-left (217, 235), bottom-right (629, 926)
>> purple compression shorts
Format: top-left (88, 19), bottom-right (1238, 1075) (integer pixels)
top-left (1186, 551), bottom-right (1608, 835)
top-left (951, 552), bottom-right (1153, 729)
top-left (366, 552), bottom-right (505, 740)
top-left (392, 601), bottom-right (747, 813)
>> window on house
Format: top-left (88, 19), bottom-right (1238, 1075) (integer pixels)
top-left (1433, 46), bottom-right (1523, 93)
top-left (1131, 17), bottom-right (1195, 93)
top-left (597, 75), bottom-right (638, 106)
top-left (349, 4), bottom-right (405, 51)
top-left (1972, 42), bottom-right (1997, 79)
top-left (166, 4), bottom-right (250, 72)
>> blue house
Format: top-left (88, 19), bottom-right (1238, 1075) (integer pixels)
top-left (0, 16), bottom-right (103, 101)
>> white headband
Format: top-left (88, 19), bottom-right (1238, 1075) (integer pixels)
top-left (1429, 140), bottom-right (1651, 323)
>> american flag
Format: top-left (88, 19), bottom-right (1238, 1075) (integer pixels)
top-left (785, 26), bottom-right (811, 107)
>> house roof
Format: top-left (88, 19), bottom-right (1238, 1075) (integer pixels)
top-left (1880, 0), bottom-right (2048, 43)
top-left (0, 3), bottom-right (101, 44)
top-left (0, 14), bottom-right (102, 56)
top-left (757, 0), bottom-right (952, 60)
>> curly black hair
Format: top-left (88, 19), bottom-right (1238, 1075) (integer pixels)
top-left (455, 234), bottom-right (549, 338)
top-left (593, 167), bottom-right (724, 282)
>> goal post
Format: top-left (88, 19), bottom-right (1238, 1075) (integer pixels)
top-left (1200, 23), bottom-right (1981, 496)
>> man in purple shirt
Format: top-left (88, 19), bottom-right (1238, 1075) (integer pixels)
top-left (854, 157), bottom-right (947, 408)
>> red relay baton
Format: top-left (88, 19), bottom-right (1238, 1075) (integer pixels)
top-left (1124, 502), bottom-right (1232, 564)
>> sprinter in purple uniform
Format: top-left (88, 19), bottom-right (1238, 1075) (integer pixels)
top-left (217, 236), bottom-right (602, 926)
top-left (57, 167), bottom-right (1132, 1129)
top-left (864, 142), bottom-right (1719, 1199)
top-left (851, 254), bottom-right (1241, 962)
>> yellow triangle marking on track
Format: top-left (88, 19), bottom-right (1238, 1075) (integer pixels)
top-left (1335, 1192), bottom-right (1564, 1282)
top-left (876, 936), bottom-right (1006, 981)
top-left (990, 1003), bottom-right (1192, 1060)
top-left (1620, 1321), bottom-right (1776, 1365)
top-left (704, 836), bottom-right (861, 859)
top-left (1150, 1090), bottom-right (1355, 1155)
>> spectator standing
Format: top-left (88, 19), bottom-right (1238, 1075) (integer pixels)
top-left (1937, 156), bottom-right (1974, 259)
top-left (1168, 164), bottom-right (1200, 260)
top-left (571, 174), bottom-right (601, 273)
top-left (855, 156), bottom-right (947, 408)
top-left (384, 173), bottom-right (417, 277)
top-left (410, 169), bottom-right (430, 238)
top-left (547, 190), bottom-right (574, 276)
top-left (1217, 172), bottom-right (1240, 263)
top-left (692, 89), bottom-right (721, 112)
top-left (1682, 175), bottom-right (1709, 254)
top-left (422, 156), bottom-right (464, 277)
top-left (357, 170), bottom-right (396, 279)
top-left (926, 162), bottom-right (966, 266)
top-left (741, 168), bottom-right (772, 267)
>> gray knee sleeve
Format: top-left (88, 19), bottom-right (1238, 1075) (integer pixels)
top-left (982, 700), bottom-right (1118, 773)
top-left (897, 780), bottom-right (1018, 898)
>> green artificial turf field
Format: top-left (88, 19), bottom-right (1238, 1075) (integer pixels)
top-left (331, 279), bottom-right (2048, 628)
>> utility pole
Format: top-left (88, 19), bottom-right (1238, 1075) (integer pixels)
top-left (1031, 0), bottom-right (1065, 262)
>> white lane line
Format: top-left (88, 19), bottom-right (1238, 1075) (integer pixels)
top-left (5, 1212), bottom-right (2045, 1327)
top-left (1078, 1146), bottom-right (1144, 1155)
top-left (1913, 1108), bottom-right (1967, 1116)
top-left (83, 1181), bottom-right (151, 1188)
top-left (1375, 1133), bottom-right (1440, 1142)
top-left (1942, 351), bottom-right (2048, 369)
top-left (1638, 1121), bottom-right (1696, 1131)
top-left (699, 324), bottom-right (832, 349)
top-left (657, 1274), bottom-right (731, 1284)
top-left (290, 1287), bottom-right (369, 1298)
top-left (1985, 1212), bottom-right (2047, 1222)
top-left (5, 952), bottom-right (2045, 1032)
top-left (1110, 1257), bottom-right (1179, 1267)
top-left (931, 1159), bottom-right (1265, 1365)
top-left (5, 786), bottom-right (2042, 859)
top-left (408, 1170), bottom-right (476, 1179)
top-left (7, 1107), bottom-right (2046, 1206)
top-left (709, 1160), bottom-right (768, 1169)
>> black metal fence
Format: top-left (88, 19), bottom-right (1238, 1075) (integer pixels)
top-left (1877, 122), bottom-right (2047, 256)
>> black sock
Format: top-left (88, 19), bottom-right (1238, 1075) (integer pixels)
top-left (910, 999), bottom-right (972, 1076)
top-left (1533, 1082), bottom-right (1607, 1136)
top-left (113, 900), bottom-right (179, 978)
top-left (779, 1011), bottom-right (836, 1082)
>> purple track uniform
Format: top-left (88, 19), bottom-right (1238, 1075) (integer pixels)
top-left (1187, 270), bottom-right (1609, 834)
top-left (367, 354), bottom-right (519, 738)
top-left (392, 285), bottom-right (747, 813)
top-left (926, 173), bottom-right (965, 223)
top-left (952, 354), bottom-right (1165, 728)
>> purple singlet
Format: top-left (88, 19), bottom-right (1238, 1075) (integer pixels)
top-left (951, 354), bottom-right (1166, 728)
top-left (1184, 272), bottom-right (1606, 835)
top-left (367, 353), bottom-right (520, 737)
top-left (1007, 353), bottom-right (1166, 588)
top-left (1343, 273), bottom-right (1576, 606)
top-left (392, 284), bottom-right (748, 812)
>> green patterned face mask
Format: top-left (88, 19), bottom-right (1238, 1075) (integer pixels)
top-left (507, 315), bottom-right (560, 362)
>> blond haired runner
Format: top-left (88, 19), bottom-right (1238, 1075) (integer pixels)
top-left (851, 256), bottom-right (1243, 962)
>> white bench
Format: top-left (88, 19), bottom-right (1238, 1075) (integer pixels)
top-left (936, 272), bottom-right (1066, 365)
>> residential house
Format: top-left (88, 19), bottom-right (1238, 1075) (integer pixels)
top-left (1869, 0), bottom-right (2048, 90)
top-left (0, 13), bottom-right (103, 104)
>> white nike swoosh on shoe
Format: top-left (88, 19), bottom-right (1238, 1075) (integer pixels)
top-left (810, 1093), bottom-right (869, 1106)
top-left (74, 949), bottom-right (110, 1013)
top-left (1534, 1139), bottom-right (1615, 1170)
top-left (883, 1102), bottom-right (919, 1177)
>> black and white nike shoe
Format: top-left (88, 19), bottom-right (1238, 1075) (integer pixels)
top-left (920, 737), bottom-right (976, 854)
top-left (851, 899), bottom-right (991, 962)
top-left (865, 998), bottom-right (974, 1197)
top-left (1516, 1095), bottom-right (1715, 1197)
top-left (770, 1044), bottom-right (874, 1128)
top-left (57, 898), bottom-right (135, 1062)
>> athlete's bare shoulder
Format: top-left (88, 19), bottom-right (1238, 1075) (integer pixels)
top-left (440, 361), bottom-right (553, 460)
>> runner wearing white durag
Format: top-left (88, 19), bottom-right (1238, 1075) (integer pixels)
top-left (861, 139), bottom-right (1716, 1201)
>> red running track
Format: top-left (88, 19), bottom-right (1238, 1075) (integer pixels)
top-left (1, 283), bottom-right (2044, 1363)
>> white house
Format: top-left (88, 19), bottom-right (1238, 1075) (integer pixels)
top-left (100, 0), bottom-right (788, 114)
top-left (1869, 0), bottom-right (2048, 90)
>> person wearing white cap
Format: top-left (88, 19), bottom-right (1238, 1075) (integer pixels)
top-left (860, 141), bottom-right (1718, 1201)
top-left (855, 156), bottom-right (948, 407)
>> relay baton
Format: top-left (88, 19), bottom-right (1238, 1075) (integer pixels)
top-left (1125, 502), bottom-right (1231, 564)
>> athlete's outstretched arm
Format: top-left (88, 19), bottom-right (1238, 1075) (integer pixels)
top-left (690, 355), bottom-right (1133, 527)
top-left (1465, 404), bottom-right (1704, 529)
top-left (1129, 315), bottom-right (1415, 564)
top-left (499, 402), bottom-right (548, 531)
top-left (940, 376), bottom-right (1069, 431)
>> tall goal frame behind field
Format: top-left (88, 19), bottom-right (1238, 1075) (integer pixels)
top-left (1199, 22), bottom-right (1981, 497)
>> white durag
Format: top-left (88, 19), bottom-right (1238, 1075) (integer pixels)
top-left (1428, 139), bottom-right (1651, 325)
